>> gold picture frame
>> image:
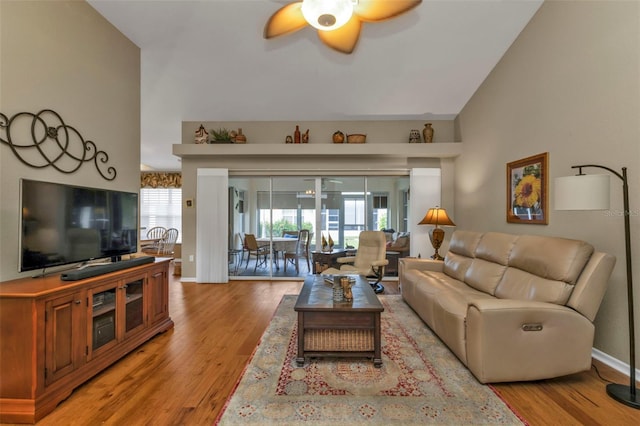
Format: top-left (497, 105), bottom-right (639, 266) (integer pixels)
top-left (506, 152), bottom-right (548, 224)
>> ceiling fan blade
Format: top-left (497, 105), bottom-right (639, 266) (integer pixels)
top-left (264, 2), bottom-right (308, 39)
top-left (354, 0), bottom-right (422, 22)
top-left (317, 17), bottom-right (362, 54)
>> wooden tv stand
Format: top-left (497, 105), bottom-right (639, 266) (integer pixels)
top-left (0, 258), bottom-right (174, 424)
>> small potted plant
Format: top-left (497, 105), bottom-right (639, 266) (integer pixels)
top-left (209, 128), bottom-right (233, 143)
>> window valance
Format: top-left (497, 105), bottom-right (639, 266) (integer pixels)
top-left (141, 172), bottom-right (182, 188)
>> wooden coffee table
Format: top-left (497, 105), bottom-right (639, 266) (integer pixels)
top-left (294, 274), bottom-right (384, 367)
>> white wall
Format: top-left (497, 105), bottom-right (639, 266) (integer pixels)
top-left (456, 1), bottom-right (639, 368)
top-left (0, 1), bottom-right (140, 280)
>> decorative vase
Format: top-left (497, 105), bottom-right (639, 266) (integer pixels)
top-left (321, 233), bottom-right (328, 251)
top-left (423, 123), bottom-right (434, 143)
top-left (409, 129), bottom-right (421, 143)
top-left (294, 125), bottom-right (301, 144)
top-left (302, 129), bottom-right (309, 143)
top-left (332, 131), bottom-right (344, 143)
top-left (328, 233), bottom-right (334, 251)
top-left (234, 128), bottom-right (246, 144)
top-left (285, 135), bottom-right (293, 143)
top-left (341, 277), bottom-right (353, 301)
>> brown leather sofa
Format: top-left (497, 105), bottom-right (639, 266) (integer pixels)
top-left (399, 230), bottom-right (616, 383)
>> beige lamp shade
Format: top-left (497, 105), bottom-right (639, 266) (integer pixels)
top-left (418, 207), bottom-right (456, 227)
top-left (554, 174), bottom-right (610, 211)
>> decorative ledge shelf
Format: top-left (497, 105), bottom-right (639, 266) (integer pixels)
top-left (173, 142), bottom-right (462, 159)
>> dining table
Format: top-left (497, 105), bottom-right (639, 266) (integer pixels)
top-left (256, 237), bottom-right (298, 270)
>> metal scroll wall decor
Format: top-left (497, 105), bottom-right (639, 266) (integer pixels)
top-left (0, 109), bottom-right (116, 180)
top-left (140, 172), bottom-right (182, 188)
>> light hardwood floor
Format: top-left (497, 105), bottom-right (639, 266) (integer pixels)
top-left (19, 269), bottom-right (639, 425)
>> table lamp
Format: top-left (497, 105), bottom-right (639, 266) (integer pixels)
top-left (418, 207), bottom-right (455, 260)
top-left (555, 164), bottom-right (638, 409)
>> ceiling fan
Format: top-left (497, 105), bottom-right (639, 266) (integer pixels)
top-left (264, 0), bottom-right (422, 54)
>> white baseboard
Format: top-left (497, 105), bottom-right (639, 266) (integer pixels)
top-left (592, 347), bottom-right (640, 380)
top-left (180, 276), bottom-right (197, 282)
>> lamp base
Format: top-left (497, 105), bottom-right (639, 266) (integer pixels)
top-left (428, 227), bottom-right (445, 261)
top-left (606, 383), bottom-right (640, 409)
top-left (430, 253), bottom-right (444, 261)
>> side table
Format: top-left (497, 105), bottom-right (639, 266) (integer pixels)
top-left (385, 251), bottom-right (401, 276)
top-left (311, 249), bottom-right (352, 274)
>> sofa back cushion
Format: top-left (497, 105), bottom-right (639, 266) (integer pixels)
top-left (494, 235), bottom-right (594, 303)
top-left (444, 230), bottom-right (482, 281)
top-left (443, 230), bottom-right (596, 305)
top-left (464, 232), bottom-right (517, 294)
top-left (507, 235), bottom-right (594, 284)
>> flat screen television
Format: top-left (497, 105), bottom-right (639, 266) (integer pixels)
top-left (20, 179), bottom-right (139, 272)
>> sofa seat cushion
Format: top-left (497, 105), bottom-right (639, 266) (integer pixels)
top-left (403, 270), bottom-right (465, 325)
top-left (432, 289), bottom-right (494, 364)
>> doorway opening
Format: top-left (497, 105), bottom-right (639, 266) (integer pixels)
top-left (228, 175), bottom-right (410, 279)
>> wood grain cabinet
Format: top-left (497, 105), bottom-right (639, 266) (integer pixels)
top-left (44, 292), bottom-right (85, 386)
top-left (148, 266), bottom-right (169, 325)
top-left (0, 259), bottom-right (173, 424)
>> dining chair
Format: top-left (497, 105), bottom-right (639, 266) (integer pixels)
top-left (157, 228), bottom-right (179, 256)
top-left (236, 232), bottom-right (248, 266)
top-left (284, 229), bottom-right (310, 274)
top-left (279, 230), bottom-right (299, 266)
top-left (141, 226), bottom-right (166, 252)
top-left (244, 233), bottom-right (270, 273)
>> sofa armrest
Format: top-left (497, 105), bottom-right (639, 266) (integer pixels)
top-left (399, 258), bottom-right (444, 273)
top-left (465, 298), bottom-right (595, 383)
top-left (336, 256), bottom-right (356, 264)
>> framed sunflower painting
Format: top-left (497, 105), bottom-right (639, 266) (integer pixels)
top-left (506, 152), bottom-right (548, 224)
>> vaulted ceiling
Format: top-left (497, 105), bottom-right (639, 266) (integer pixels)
top-left (87, 0), bottom-right (543, 170)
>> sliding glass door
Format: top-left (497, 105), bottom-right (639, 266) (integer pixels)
top-left (228, 175), bottom-right (410, 279)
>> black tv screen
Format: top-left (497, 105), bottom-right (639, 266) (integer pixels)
top-left (20, 179), bottom-right (139, 272)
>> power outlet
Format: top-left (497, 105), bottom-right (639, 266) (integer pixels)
top-left (189, 255), bottom-right (194, 262)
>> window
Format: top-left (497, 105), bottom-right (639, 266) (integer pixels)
top-left (371, 194), bottom-right (389, 231)
top-left (140, 188), bottom-right (182, 242)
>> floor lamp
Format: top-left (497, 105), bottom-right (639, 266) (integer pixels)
top-left (555, 164), bottom-right (638, 409)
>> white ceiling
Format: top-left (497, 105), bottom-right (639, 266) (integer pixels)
top-left (87, 0), bottom-right (543, 171)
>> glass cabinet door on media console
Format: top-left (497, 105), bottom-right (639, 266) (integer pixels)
top-left (123, 275), bottom-right (145, 337)
top-left (87, 271), bottom-right (147, 360)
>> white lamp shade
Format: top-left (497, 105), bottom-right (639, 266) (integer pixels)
top-left (554, 174), bottom-right (610, 210)
top-left (301, 0), bottom-right (353, 31)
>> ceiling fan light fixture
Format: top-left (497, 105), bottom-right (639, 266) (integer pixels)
top-left (301, 0), bottom-right (354, 31)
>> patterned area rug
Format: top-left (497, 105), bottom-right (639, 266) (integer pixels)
top-left (216, 295), bottom-right (525, 425)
